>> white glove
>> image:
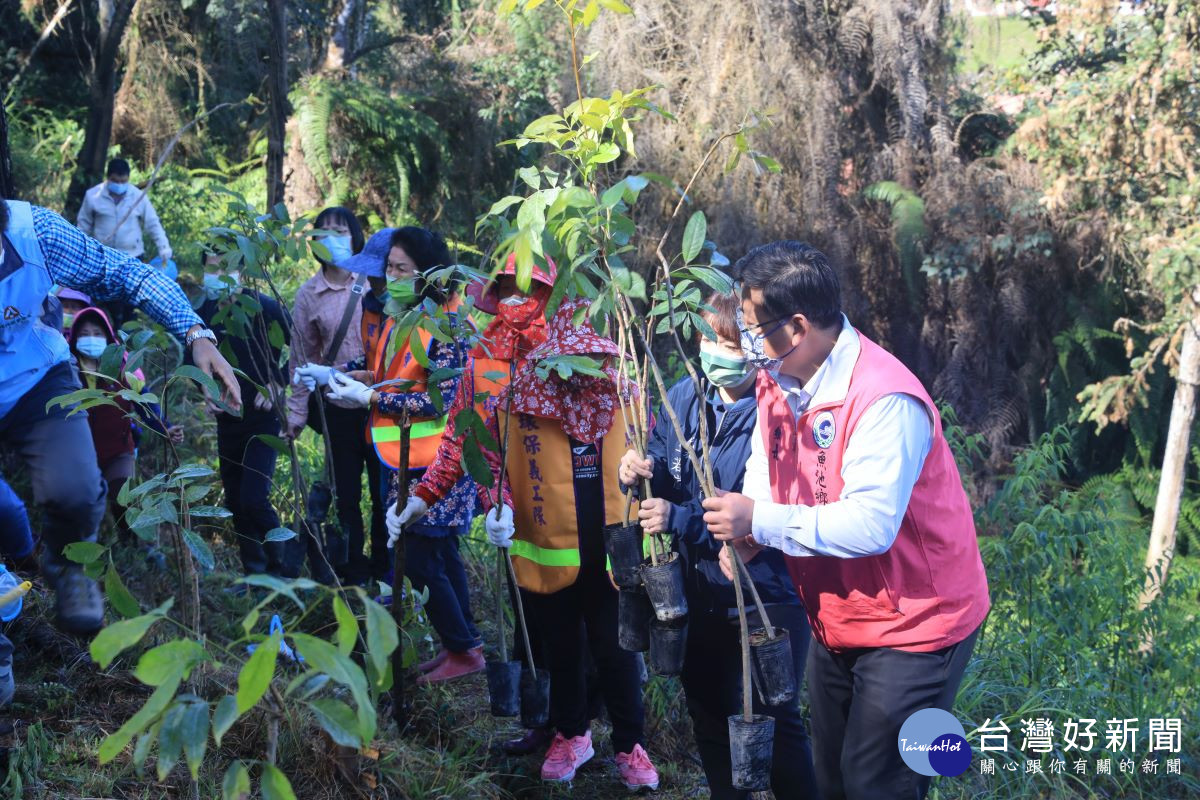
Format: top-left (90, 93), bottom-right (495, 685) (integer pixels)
top-left (386, 496), bottom-right (429, 547)
top-left (327, 371), bottom-right (375, 409)
top-left (293, 363), bottom-right (334, 391)
top-left (485, 504), bottom-right (515, 549)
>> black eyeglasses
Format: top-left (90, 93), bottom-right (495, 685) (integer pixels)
top-left (735, 307), bottom-right (786, 336)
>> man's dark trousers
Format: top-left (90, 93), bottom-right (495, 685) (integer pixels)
top-left (808, 625), bottom-right (981, 800)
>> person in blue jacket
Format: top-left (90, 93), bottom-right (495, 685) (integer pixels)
top-left (619, 291), bottom-right (819, 800)
top-left (0, 200), bottom-right (240, 636)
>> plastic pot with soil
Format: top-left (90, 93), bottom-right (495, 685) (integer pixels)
top-left (485, 658), bottom-right (522, 717)
top-left (618, 585), bottom-right (652, 652)
top-left (648, 617), bottom-right (688, 676)
top-left (519, 666), bottom-right (551, 729)
top-left (728, 713), bottom-right (776, 790)
top-left (604, 522), bottom-right (644, 588)
top-left (750, 627), bottom-right (796, 706)
top-left (640, 551), bottom-right (688, 622)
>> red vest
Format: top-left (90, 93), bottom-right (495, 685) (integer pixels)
top-left (760, 332), bottom-right (990, 652)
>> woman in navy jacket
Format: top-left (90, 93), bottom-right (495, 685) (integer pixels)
top-left (619, 291), bottom-right (819, 800)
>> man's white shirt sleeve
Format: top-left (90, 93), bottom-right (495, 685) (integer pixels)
top-left (745, 394), bottom-right (934, 558)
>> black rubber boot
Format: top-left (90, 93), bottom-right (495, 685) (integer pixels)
top-left (42, 553), bottom-right (104, 636)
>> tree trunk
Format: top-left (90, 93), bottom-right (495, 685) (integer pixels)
top-left (65, 0), bottom-right (140, 215)
top-left (0, 99), bottom-right (13, 198)
top-left (1138, 301), bottom-right (1200, 619)
top-left (265, 0), bottom-right (290, 211)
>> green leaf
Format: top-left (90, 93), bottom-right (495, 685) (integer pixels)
top-left (236, 631), bottom-right (281, 714)
top-left (171, 464), bottom-right (215, 481)
top-left (179, 697), bottom-right (210, 779)
top-left (363, 596), bottom-right (399, 685)
top-left (332, 594), bottom-right (358, 656)
top-left (307, 698), bottom-right (361, 748)
top-left (188, 505), bottom-right (232, 518)
top-left (156, 700), bottom-right (186, 780)
top-left (136, 640), bottom-right (207, 686)
top-left (105, 563), bottom-right (140, 619)
top-left (173, 364), bottom-right (221, 400)
top-left (90, 600), bottom-right (173, 668)
top-left (133, 728), bottom-right (155, 773)
top-left (588, 142), bottom-right (621, 166)
top-left (260, 763), bottom-right (297, 800)
top-left (182, 529), bottom-right (215, 571)
top-left (98, 674), bottom-right (181, 763)
top-left (63, 541), bottom-right (106, 565)
top-left (682, 210), bottom-right (707, 264)
top-left (291, 634), bottom-right (376, 743)
top-left (212, 695), bottom-right (240, 745)
top-left (265, 527), bottom-right (297, 542)
top-left (517, 166), bottom-right (541, 189)
top-left (597, 0), bottom-right (632, 12)
top-left (222, 760), bottom-right (251, 800)
top-left (255, 434), bottom-right (292, 456)
top-left (461, 437), bottom-right (496, 489)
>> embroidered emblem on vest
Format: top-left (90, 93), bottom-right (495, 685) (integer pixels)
top-left (813, 410), bottom-right (836, 448)
top-left (3, 306), bottom-right (20, 321)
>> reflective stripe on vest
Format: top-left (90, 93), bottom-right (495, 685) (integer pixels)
top-left (367, 298), bottom-right (462, 470)
top-left (509, 539), bottom-right (580, 568)
top-left (371, 416), bottom-right (447, 443)
top-left (504, 410), bottom-right (633, 594)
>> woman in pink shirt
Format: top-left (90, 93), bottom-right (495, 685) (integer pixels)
top-left (285, 206), bottom-right (384, 585)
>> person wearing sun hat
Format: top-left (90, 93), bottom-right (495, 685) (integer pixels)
top-left (294, 226), bottom-right (485, 683)
top-left (474, 297), bottom-right (660, 791)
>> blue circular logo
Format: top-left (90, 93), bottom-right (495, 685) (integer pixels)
top-left (813, 411), bottom-right (836, 448)
top-left (897, 708), bottom-right (972, 777)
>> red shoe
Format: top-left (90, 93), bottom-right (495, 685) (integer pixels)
top-left (616, 744), bottom-right (659, 791)
top-left (541, 731), bottom-right (594, 782)
top-left (417, 648), bottom-right (449, 673)
top-left (416, 646), bottom-right (484, 684)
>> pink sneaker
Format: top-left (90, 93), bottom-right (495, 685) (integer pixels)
top-left (540, 731), bottom-right (594, 782)
top-left (616, 744), bottom-right (659, 791)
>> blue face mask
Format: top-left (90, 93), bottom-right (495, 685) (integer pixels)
top-left (737, 306), bottom-right (797, 372)
top-left (75, 335), bottom-right (108, 359)
top-left (108, 181), bottom-right (129, 196)
top-left (203, 272), bottom-right (239, 297)
top-left (319, 235), bottom-right (354, 265)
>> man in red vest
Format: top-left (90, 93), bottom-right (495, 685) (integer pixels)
top-left (702, 241), bottom-right (990, 800)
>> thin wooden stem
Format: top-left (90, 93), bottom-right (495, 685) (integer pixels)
top-left (729, 542), bottom-right (753, 722)
top-left (390, 413), bottom-right (411, 729)
top-left (732, 545), bottom-right (775, 639)
top-left (496, 547), bottom-right (508, 663)
top-left (507, 553), bottom-right (536, 673)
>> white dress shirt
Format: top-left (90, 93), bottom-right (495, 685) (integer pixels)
top-left (743, 315), bottom-right (934, 558)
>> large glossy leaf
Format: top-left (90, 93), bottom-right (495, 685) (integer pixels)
top-left (237, 631), bottom-right (281, 714)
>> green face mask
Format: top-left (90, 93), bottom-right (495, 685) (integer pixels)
top-left (387, 278), bottom-right (418, 308)
top-left (700, 347), bottom-right (751, 387)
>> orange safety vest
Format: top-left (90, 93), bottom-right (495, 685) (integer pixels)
top-left (368, 298), bottom-right (462, 470)
top-left (501, 410), bottom-right (632, 594)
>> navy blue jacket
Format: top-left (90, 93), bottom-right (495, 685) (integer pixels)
top-left (647, 378), bottom-right (800, 616)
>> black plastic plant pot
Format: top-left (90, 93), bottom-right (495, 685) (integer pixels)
top-left (618, 587), bottom-right (652, 652)
top-left (640, 552), bottom-right (688, 622)
top-left (604, 523), bottom-right (644, 588)
top-left (750, 628), bottom-right (796, 706)
top-left (323, 523), bottom-right (349, 568)
top-left (486, 659), bottom-right (522, 717)
top-left (648, 618), bottom-right (688, 676)
top-left (519, 666), bottom-right (551, 729)
top-left (728, 714), bottom-right (775, 791)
